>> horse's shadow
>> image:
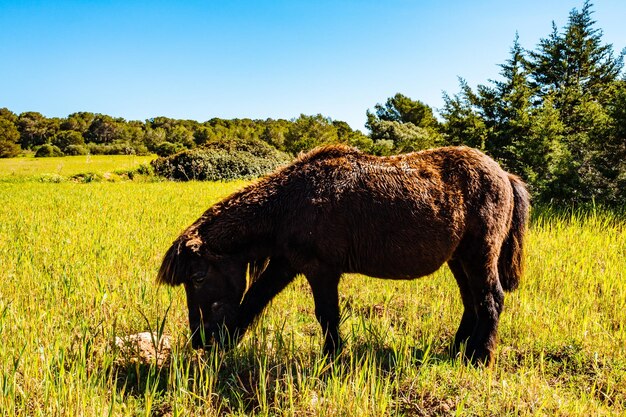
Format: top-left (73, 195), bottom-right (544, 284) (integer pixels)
top-left (110, 337), bottom-right (457, 414)
top-left (112, 359), bottom-right (170, 398)
top-left (327, 338), bottom-right (457, 378)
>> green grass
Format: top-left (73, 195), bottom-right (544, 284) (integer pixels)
top-left (0, 157), bottom-right (624, 416)
top-left (0, 155), bottom-right (155, 181)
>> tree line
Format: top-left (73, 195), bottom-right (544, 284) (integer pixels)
top-left (1, 2), bottom-right (624, 205)
top-left (0, 110), bottom-right (366, 158)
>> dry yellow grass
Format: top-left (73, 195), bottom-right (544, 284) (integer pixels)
top-left (0, 156), bottom-right (624, 416)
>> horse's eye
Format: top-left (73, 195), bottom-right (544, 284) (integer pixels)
top-left (191, 273), bottom-right (206, 285)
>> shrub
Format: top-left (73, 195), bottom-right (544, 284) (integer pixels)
top-left (135, 163), bottom-right (154, 176)
top-left (87, 143), bottom-right (138, 155)
top-left (152, 137), bottom-right (290, 181)
top-left (69, 172), bottom-right (104, 183)
top-left (52, 130), bottom-right (84, 151)
top-left (114, 163), bottom-right (155, 180)
top-left (155, 141), bottom-right (184, 157)
top-left (36, 173), bottom-right (65, 183)
top-left (35, 144), bottom-right (64, 157)
top-left (0, 140), bottom-right (21, 158)
top-left (64, 144), bottom-right (89, 155)
top-left (86, 143), bottom-right (105, 155)
top-left (133, 144), bottom-right (151, 156)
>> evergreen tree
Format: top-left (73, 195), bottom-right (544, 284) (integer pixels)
top-left (482, 35), bottom-right (549, 180)
top-left (367, 93), bottom-right (440, 130)
top-left (0, 108), bottom-right (18, 124)
top-left (84, 114), bottom-right (121, 144)
top-left (0, 117), bottom-right (21, 157)
top-left (51, 130), bottom-right (84, 152)
top-left (440, 79), bottom-right (488, 150)
top-left (527, 2), bottom-right (624, 203)
top-left (283, 114), bottom-right (339, 155)
top-left (367, 93), bottom-right (442, 153)
top-left (17, 112), bottom-right (59, 149)
top-left (441, 2), bottom-right (625, 205)
top-left (529, 0), bottom-right (624, 130)
top-left (60, 112), bottom-right (95, 133)
top-left (259, 119), bottom-right (290, 151)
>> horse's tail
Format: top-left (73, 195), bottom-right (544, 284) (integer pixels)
top-left (498, 174), bottom-right (530, 292)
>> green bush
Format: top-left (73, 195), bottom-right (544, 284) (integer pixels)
top-left (52, 130), bottom-right (84, 151)
top-left (69, 172), bottom-right (104, 183)
top-left (113, 163), bottom-right (155, 180)
top-left (0, 140), bottom-right (21, 158)
top-left (64, 144), bottom-right (89, 155)
top-left (36, 173), bottom-right (65, 183)
top-left (35, 144), bottom-right (64, 157)
top-left (87, 143), bottom-right (137, 155)
top-left (155, 141), bottom-right (184, 157)
top-left (152, 137), bottom-right (290, 181)
top-left (132, 144), bottom-right (151, 156)
top-left (135, 163), bottom-right (154, 176)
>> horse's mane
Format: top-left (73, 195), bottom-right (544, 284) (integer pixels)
top-left (157, 234), bottom-right (270, 288)
top-left (156, 237), bottom-right (188, 286)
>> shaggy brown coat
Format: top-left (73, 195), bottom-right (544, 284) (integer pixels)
top-left (158, 145), bottom-right (530, 364)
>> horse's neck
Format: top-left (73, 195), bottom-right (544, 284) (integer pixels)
top-left (202, 197), bottom-right (276, 259)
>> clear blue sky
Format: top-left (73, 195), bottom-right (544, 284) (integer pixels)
top-left (1, 0), bottom-right (624, 130)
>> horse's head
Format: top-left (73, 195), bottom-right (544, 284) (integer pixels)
top-left (157, 234), bottom-right (247, 349)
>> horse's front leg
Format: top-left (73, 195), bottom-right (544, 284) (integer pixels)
top-left (305, 269), bottom-right (342, 356)
top-left (235, 258), bottom-right (296, 340)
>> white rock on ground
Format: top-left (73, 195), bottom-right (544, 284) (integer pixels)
top-left (115, 332), bottom-right (171, 366)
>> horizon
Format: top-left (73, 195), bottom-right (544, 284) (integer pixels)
top-left (1, 0), bottom-right (625, 130)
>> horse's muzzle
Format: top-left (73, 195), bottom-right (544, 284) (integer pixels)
top-left (190, 324), bottom-right (238, 350)
top-left (190, 325), bottom-right (216, 349)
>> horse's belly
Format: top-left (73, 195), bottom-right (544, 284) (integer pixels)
top-left (344, 230), bottom-right (458, 279)
top-left (306, 199), bottom-right (464, 278)
top-left (350, 249), bottom-right (450, 279)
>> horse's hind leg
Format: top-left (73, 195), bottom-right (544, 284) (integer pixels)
top-left (305, 268), bottom-right (342, 356)
top-left (460, 256), bottom-right (504, 365)
top-left (448, 259), bottom-right (478, 353)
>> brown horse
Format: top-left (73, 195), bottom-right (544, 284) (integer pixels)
top-left (157, 145), bottom-right (530, 364)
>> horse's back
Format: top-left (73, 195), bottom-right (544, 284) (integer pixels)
top-left (280, 146), bottom-right (514, 279)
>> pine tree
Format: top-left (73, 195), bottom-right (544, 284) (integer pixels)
top-left (442, 36), bottom-right (543, 179)
top-left (440, 79), bottom-right (488, 150)
top-left (529, 1), bottom-right (624, 131)
top-left (441, 2), bottom-right (626, 204)
top-left (367, 93), bottom-right (443, 153)
top-left (0, 117), bottom-right (21, 158)
top-left (484, 34), bottom-right (537, 174)
top-left (525, 1), bottom-right (625, 203)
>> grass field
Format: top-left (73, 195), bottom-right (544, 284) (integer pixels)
top-left (0, 155), bottom-right (155, 181)
top-left (0, 156), bottom-right (624, 416)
